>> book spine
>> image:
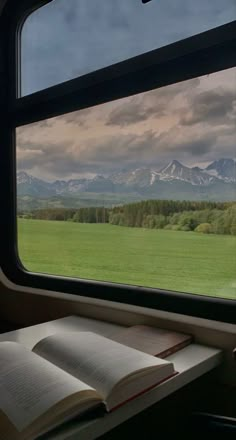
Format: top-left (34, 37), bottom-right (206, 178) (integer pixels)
top-left (159, 339), bottom-right (192, 358)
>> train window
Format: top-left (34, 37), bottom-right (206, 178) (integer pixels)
top-left (21, 0), bottom-right (235, 95)
top-left (16, 67), bottom-right (236, 300)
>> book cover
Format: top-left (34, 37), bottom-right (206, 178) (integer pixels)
top-left (110, 325), bottom-right (193, 358)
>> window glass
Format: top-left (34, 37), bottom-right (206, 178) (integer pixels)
top-left (21, 0), bottom-right (236, 95)
top-left (17, 68), bottom-right (236, 299)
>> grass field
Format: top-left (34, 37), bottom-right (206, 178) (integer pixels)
top-left (18, 219), bottom-right (236, 299)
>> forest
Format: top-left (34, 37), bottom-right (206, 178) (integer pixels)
top-left (18, 200), bottom-right (236, 236)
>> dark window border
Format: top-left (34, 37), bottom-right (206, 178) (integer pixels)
top-left (0, 0), bottom-right (235, 323)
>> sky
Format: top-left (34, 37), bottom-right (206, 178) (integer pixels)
top-left (17, 0), bottom-right (236, 181)
top-left (22, 0), bottom-right (235, 95)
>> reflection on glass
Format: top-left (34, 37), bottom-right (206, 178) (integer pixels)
top-left (21, 0), bottom-right (235, 95)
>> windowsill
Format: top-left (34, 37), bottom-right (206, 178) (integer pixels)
top-left (1, 268), bottom-right (235, 335)
top-left (0, 315), bottom-right (222, 440)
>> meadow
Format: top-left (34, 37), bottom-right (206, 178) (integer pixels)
top-left (18, 219), bottom-right (236, 299)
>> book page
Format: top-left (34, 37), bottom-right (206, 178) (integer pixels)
top-left (0, 342), bottom-right (98, 432)
top-left (33, 332), bottom-right (173, 402)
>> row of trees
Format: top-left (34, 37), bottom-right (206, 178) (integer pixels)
top-left (110, 207), bottom-right (236, 235)
top-left (109, 201), bottom-right (236, 235)
top-left (18, 200), bottom-right (236, 235)
top-left (19, 207), bottom-right (109, 223)
top-left (111, 199), bottom-right (228, 220)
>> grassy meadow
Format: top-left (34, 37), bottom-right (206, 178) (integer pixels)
top-left (18, 219), bottom-right (236, 299)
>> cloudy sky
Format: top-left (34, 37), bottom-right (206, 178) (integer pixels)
top-left (17, 0), bottom-right (236, 181)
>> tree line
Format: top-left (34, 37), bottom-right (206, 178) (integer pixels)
top-left (19, 207), bottom-right (109, 223)
top-left (18, 200), bottom-right (236, 236)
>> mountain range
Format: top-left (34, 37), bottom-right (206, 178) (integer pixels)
top-left (17, 158), bottom-right (236, 209)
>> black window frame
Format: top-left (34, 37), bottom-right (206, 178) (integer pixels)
top-left (0, 0), bottom-right (235, 324)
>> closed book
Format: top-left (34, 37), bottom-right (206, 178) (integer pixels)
top-left (110, 325), bottom-right (193, 358)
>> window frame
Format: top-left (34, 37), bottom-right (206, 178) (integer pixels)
top-left (0, 0), bottom-right (235, 324)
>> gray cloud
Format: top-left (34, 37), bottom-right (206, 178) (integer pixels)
top-left (17, 139), bottom-right (77, 177)
top-left (17, 130), bottom-right (159, 177)
top-left (17, 120), bottom-right (53, 138)
top-left (180, 88), bottom-right (236, 126)
top-left (106, 78), bottom-right (201, 127)
top-left (17, 122), bottom-right (236, 179)
top-left (63, 2), bottom-right (80, 27)
top-left (106, 99), bottom-right (165, 126)
top-left (62, 109), bottom-right (91, 127)
top-left (168, 133), bottom-right (216, 156)
top-left (17, 123), bottom-right (230, 178)
top-left (149, 126), bottom-right (218, 159)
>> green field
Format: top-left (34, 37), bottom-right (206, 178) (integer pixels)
top-left (18, 219), bottom-right (236, 299)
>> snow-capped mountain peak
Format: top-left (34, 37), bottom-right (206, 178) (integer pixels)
top-left (17, 171), bottom-right (35, 185)
top-left (160, 160), bottom-right (183, 175)
top-left (17, 172), bottom-right (54, 197)
top-left (110, 167), bottom-right (160, 188)
top-left (206, 158), bottom-right (236, 182)
top-left (159, 160), bottom-right (216, 185)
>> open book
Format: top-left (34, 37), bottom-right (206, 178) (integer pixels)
top-left (0, 332), bottom-right (176, 440)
